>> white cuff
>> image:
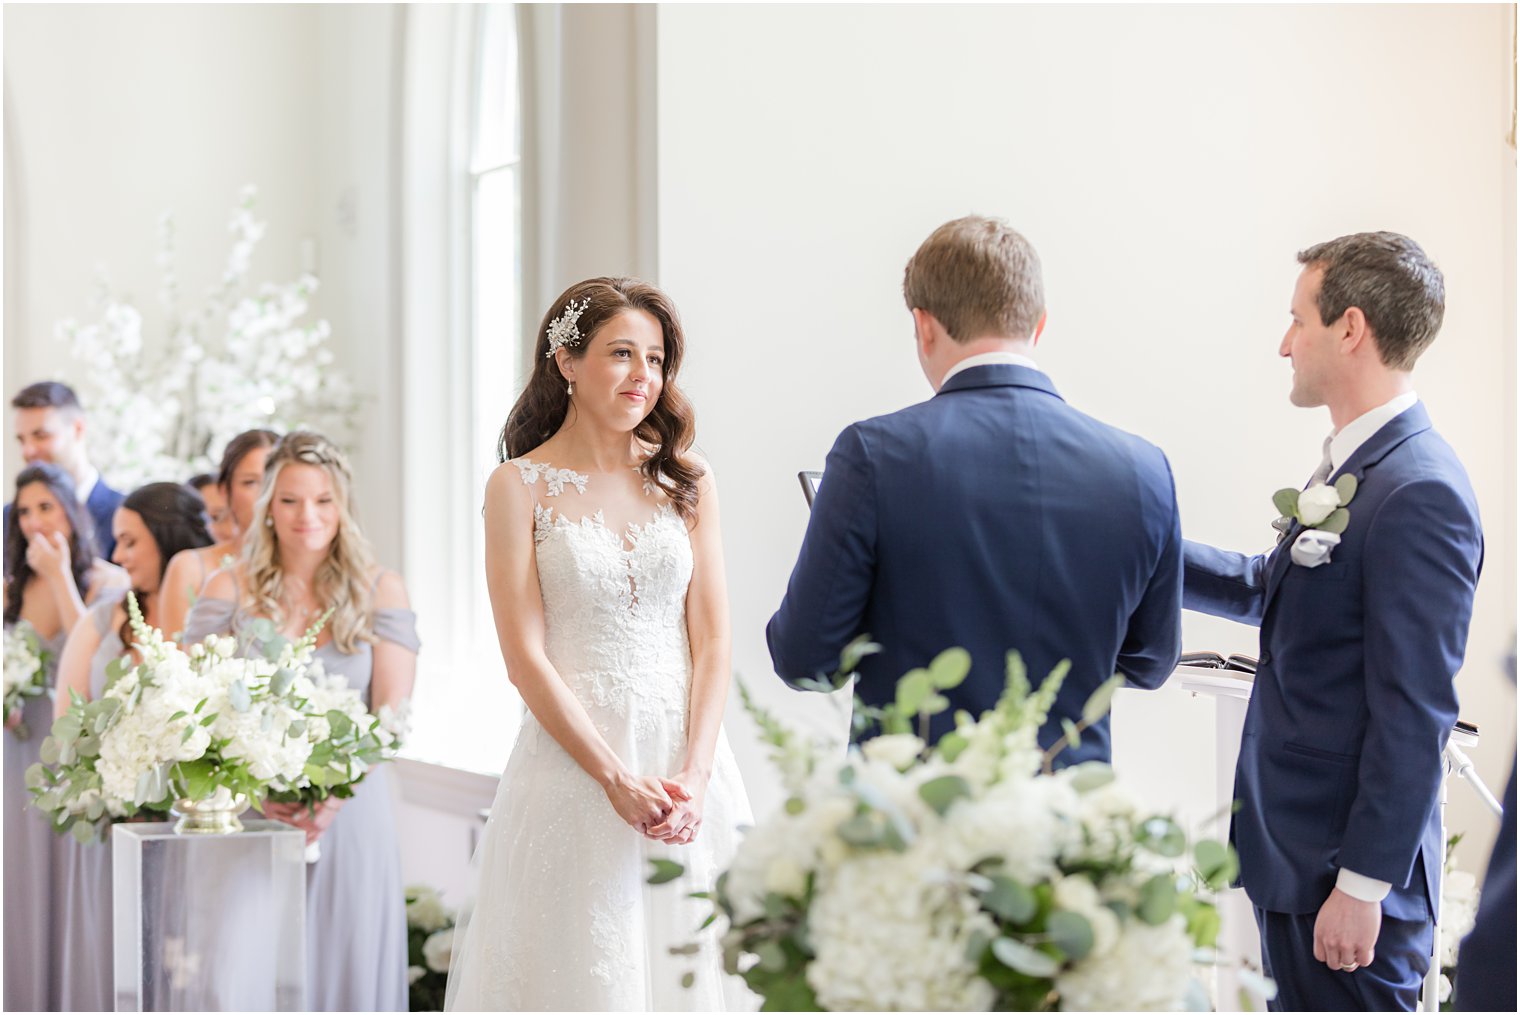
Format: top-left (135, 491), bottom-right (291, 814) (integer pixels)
top-left (1336, 868), bottom-right (1392, 903)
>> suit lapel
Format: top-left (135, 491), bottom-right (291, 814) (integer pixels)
top-left (1261, 403), bottom-right (1432, 613)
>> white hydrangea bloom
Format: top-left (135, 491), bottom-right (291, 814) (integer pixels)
top-left (1055, 914), bottom-right (1196, 1011)
top-left (806, 847), bottom-right (997, 1011)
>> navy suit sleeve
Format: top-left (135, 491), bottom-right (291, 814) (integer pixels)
top-left (1116, 455), bottom-right (1182, 689)
top-left (1181, 538), bottom-right (1271, 627)
top-left (766, 425), bottom-right (878, 690)
top-left (1337, 479), bottom-right (1481, 884)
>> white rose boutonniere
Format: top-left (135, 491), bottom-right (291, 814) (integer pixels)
top-left (1272, 474), bottom-right (1358, 568)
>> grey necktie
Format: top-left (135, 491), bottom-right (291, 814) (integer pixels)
top-left (1307, 435), bottom-right (1335, 488)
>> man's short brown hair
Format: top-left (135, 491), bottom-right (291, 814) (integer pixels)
top-left (1297, 232), bottom-right (1445, 371)
top-left (903, 216), bottom-right (1045, 343)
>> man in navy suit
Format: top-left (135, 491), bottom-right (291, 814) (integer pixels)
top-left (1183, 233), bottom-right (1484, 1010)
top-left (6, 381), bottom-right (124, 559)
top-left (767, 215), bottom-right (1182, 765)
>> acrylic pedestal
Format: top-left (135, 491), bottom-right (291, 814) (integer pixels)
top-left (112, 819), bottom-right (306, 1011)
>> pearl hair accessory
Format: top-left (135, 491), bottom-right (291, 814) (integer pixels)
top-left (544, 297), bottom-right (592, 357)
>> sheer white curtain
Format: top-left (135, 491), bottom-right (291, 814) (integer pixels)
top-left (398, 2), bottom-right (656, 774)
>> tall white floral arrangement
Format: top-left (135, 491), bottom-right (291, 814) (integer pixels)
top-left (56, 186), bottom-right (360, 489)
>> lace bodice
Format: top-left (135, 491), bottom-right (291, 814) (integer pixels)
top-left (514, 457), bottom-right (694, 738)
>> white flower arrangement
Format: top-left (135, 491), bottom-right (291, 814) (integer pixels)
top-left (1438, 834), bottom-right (1482, 1005)
top-left (56, 186), bottom-right (360, 490)
top-left (4, 621), bottom-right (53, 738)
top-left (25, 595), bottom-right (326, 842)
top-left (406, 884), bottom-right (457, 1011)
top-left (655, 638), bottom-right (1257, 1011)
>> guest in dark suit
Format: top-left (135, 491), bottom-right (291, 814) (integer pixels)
top-left (6, 381), bottom-right (123, 559)
top-left (1183, 232), bottom-right (1484, 1011)
top-left (767, 215), bottom-right (1182, 765)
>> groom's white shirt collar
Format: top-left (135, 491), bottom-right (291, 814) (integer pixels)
top-left (75, 464), bottom-right (99, 505)
top-left (1328, 391), bottom-right (1419, 473)
top-left (939, 351), bottom-right (1040, 388)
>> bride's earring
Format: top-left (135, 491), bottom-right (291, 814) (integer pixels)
top-left (567, 381), bottom-right (575, 396)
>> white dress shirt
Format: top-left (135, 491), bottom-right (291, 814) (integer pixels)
top-left (74, 464), bottom-right (100, 506)
top-left (939, 350), bottom-right (1041, 387)
top-left (1325, 390), bottom-right (1419, 905)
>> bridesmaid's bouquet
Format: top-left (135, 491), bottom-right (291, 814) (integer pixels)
top-left (4, 621), bottom-right (53, 738)
top-left (656, 639), bottom-right (1255, 1012)
top-left (264, 662), bottom-right (408, 861)
top-left (27, 595), bottom-right (322, 842)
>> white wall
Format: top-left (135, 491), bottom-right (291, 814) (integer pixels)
top-left (656, 4), bottom-right (1516, 866)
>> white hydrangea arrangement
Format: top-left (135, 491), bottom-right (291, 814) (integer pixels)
top-left (56, 186), bottom-right (360, 490)
top-left (658, 638), bottom-right (1243, 1012)
top-left (1437, 834), bottom-right (1482, 1007)
top-left (4, 621), bottom-right (53, 738)
top-left (28, 595), bottom-right (327, 842)
top-left (264, 655), bottom-right (407, 862)
top-left (405, 884), bottom-right (456, 1011)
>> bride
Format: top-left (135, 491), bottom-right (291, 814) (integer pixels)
top-left (446, 278), bottom-right (754, 1011)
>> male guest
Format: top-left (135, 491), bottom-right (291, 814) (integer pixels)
top-left (6, 381), bottom-right (123, 558)
top-left (1184, 233), bottom-right (1483, 1011)
top-left (767, 215), bottom-right (1182, 766)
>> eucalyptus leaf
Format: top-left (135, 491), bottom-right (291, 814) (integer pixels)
top-left (1060, 717), bottom-right (1082, 749)
top-left (895, 670), bottom-right (933, 715)
top-left (1334, 474), bottom-right (1358, 506)
top-left (927, 647), bottom-right (971, 690)
top-left (1046, 910), bottom-right (1094, 961)
top-left (990, 936), bottom-right (1059, 978)
top-left (981, 875), bottom-right (1037, 924)
top-left (228, 678), bottom-right (252, 713)
top-left (1137, 816), bottom-right (1186, 858)
top-left (784, 796), bottom-right (805, 816)
top-left (1318, 507), bottom-right (1350, 535)
top-left (917, 774), bottom-right (973, 816)
top-left (71, 821), bottom-right (96, 844)
top-left (754, 940), bottom-right (787, 974)
top-left (1272, 488), bottom-right (1299, 519)
top-left (1138, 873), bottom-right (1178, 925)
top-left (680, 972), bottom-right (695, 990)
top-left (646, 858), bottom-right (685, 885)
top-left (937, 731), bottom-right (969, 763)
top-left (1066, 762), bottom-right (1116, 794)
top-left (836, 813), bottom-right (884, 848)
top-left (1080, 674), bottom-right (1126, 725)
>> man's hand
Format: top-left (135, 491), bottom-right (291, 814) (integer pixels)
top-left (1313, 887), bottom-right (1380, 972)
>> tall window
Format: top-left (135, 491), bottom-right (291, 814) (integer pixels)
top-left (402, 3), bottom-right (523, 775)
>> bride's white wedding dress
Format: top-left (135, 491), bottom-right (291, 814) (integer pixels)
top-left (446, 458), bottom-right (754, 1012)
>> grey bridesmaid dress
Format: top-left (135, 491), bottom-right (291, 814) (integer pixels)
top-left (57, 588), bottom-right (129, 1012)
top-left (184, 587), bottom-right (418, 1012)
top-left (3, 619), bottom-right (68, 1011)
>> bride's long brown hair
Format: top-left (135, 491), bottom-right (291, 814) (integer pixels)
top-left (498, 277), bottom-right (702, 522)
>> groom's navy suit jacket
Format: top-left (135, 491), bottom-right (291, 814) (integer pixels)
top-left (1183, 403), bottom-right (1483, 922)
top-left (766, 363), bottom-right (1183, 766)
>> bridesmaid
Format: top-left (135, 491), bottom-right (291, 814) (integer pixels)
top-left (52, 483), bottom-right (211, 1012)
top-left (159, 428), bottom-right (279, 642)
top-left (185, 431), bottom-right (417, 1012)
top-left (3, 464), bottom-right (125, 1011)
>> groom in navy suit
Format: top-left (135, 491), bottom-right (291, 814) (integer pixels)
top-left (1183, 233), bottom-right (1483, 1011)
top-left (767, 215), bottom-right (1182, 766)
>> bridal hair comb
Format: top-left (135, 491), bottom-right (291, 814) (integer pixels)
top-left (545, 297), bottom-right (592, 357)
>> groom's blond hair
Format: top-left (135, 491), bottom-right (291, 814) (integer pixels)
top-left (903, 216), bottom-right (1045, 343)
